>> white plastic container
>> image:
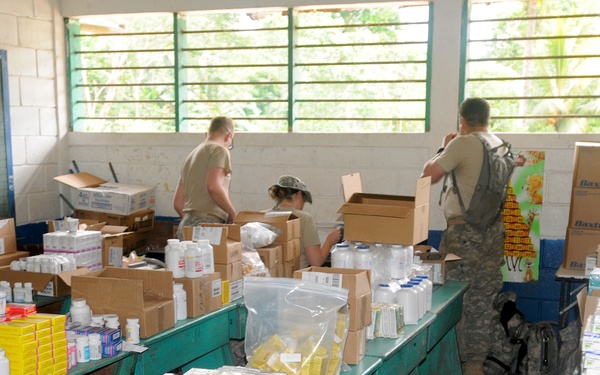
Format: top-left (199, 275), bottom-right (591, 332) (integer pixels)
top-left (409, 280), bottom-right (426, 319)
top-left (174, 283), bottom-right (188, 321)
top-left (0, 348), bottom-right (9, 375)
top-left (416, 275), bottom-right (433, 311)
top-left (331, 243), bottom-right (354, 269)
top-left (354, 245), bottom-right (373, 271)
top-left (0, 281), bottom-right (11, 303)
top-left (198, 239), bottom-right (215, 275)
top-left (126, 318), bottom-right (140, 344)
top-left (406, 245), bottom-right (414, 277)
top-left (374, 283), bottom-right (396, 304)
top-left (389, 245), bottom-right (407, 280)
top-left (88, 333), bottom-right (102, 360)
top-left (23, 282), bottom-right (33, 303)
top-left (76, 335), bottom-right (90, 363)
top-left (398, 284), bottom-right (419, 324)
top-left (67, 333), bottom-right (77, 369)
top-left (70, 298), bottom-right (92, 326)
top-left (90, 314), bottom-right (105, 327)
top-left (184, 242), bottom-right (204, 278)
top-left (165, 239), bottom-right (185, 278)
top-left (104, 314), bottom-right (120, 329)
top-left (13, 282), bottom-right (25, 303)
top-left (0, 291), bottom-right (5, 316)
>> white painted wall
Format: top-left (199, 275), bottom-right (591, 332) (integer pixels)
top-left (2, 0), bottom-right (598, 241)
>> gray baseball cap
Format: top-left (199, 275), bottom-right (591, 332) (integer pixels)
top-left (271, 175), bottom-right (313, 204)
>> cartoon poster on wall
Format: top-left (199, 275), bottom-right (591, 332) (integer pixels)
top-left (501, 150), bottom-right (545, 283)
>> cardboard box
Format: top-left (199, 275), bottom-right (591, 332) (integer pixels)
top-left (338, 173), bottom-right (431, 245)
top-left (230, 279), bottom-right (243, 302)
top-left (294, 267), bottom-right (372, 331)
top-left (564, 228), bottom-right (600, 269)
top-left (174, 273), bottom-right (222, 318)
top-left (234, 211), bottom-right (301, 242)
top-left (573, 142), bottom-right (600, 189)
top-left (214, 261), bottom-right (243, 281)
top-left (344, 327), bottom-right (367, 365)
top-left (0, 218), bottom-right (16, 255)
top-left (0, 251), bottom-right (29, 267)
top-left (270, 264), bottom-right (283, 278)
top-left (73, 209), bottom-right (155, 233)
top-left (569, 188), bottom-right (600, 229)
top-left (284, 259), bottom-right (299, 278)
top-left (276, 238), bottom-right (301, 262)
top-left (71, 267), bottom-right (174, 338)
top-left (182, 225), bottom-right (242, 264)
top-left (0, 266), bottom-right (90, 297)
top-left (414, 245), bottom-right (462, 284)
top-left (54, 172), bottom-right (156, 215)
top-left (258, 246), bottom-right (282, 269)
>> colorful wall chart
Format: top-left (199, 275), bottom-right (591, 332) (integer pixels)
top-left (501, 150), bottom-right (545, 283)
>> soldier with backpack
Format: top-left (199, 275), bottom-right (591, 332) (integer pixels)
top-left (421, 97), bottom-right (516, 375)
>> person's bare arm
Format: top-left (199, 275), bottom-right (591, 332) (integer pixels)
top-left (173, 183), bottom-right (185, 217)
top-left (305, 228), bottom-right (342, 266)
top-left (421, 133), bottom-right (457, 183)
top-left (206, 167), bottom-right (236, 222)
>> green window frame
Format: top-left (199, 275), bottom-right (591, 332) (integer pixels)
top-left (67, 3), bottom-right (432, 133)
top-left (461, 0), bottom-right (600, 133)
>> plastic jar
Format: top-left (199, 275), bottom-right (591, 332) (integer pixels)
top-left (354, 245), bottom-right (373, 271)
top-left (0, 291), bottom-right (5, 316)
top-left (398, 284), bottom-right (419, 324)
top-left (390, 245), bottom-right (408, 280)
top-left (70, 298), bottom-right (92, 326)
top-left (406, 245), bottom-right (414, 278)
top-left (415, 275), bottom-right (433, 311)
top-left (23, 282), bottom-right (33, 303)
top-left (0, 281), bottom-right (11, 303)
top-left (88, 333), bottom-right (102, 360)
top-left (66, 333), bottom-right (78, 369)
top-left (0, 348), bottom-right (9, 375)
top-left (174, 283), bottom-right (188, 321)
top-left (126, 318), bottom-right (140, 344)
top-left (166, 239), bottom-right (185, 278)
top-left (408, 280), bottom-right (426, 319)
top-left (90, 314), bottom-right (105, 327)
top-left (374, 283), bottom-right (397, 304)
top-left (198, 239), bottom-right (215, 275)
top-left (184, 242), bottom-right (204, 278)
top-left (104, 314), bottom-right (120, 329)
top-left (76, 336), bottom-right (90, 363)
top-left (13, 282), bottom-right (25, 303)
top-left (331, 243), bottom-right (354, 269)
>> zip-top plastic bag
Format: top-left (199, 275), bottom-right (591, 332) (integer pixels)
top-left (244, 277), bottom-right (349, 375)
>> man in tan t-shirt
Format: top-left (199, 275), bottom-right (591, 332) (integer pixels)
top-left (174, 116), bottom-right (236, 239)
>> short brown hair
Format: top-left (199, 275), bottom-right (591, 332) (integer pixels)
top-left (459, 98), bottom-right (490, 127)
top-left (208, 116), bottom-right (234, 135)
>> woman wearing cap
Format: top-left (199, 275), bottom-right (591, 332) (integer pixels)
top-left (267, 175), bottom-right (342, 268)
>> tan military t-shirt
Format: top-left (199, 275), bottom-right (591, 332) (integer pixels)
top-left (436, 131), bottom-right (505, 220)
top-left (178, 140), bottom-right (232, 221)
top-left (270, 207), bottom-right (320, 269)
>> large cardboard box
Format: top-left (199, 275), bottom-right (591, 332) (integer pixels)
top-left (174, 273), bottom-right (222, 318)
top-left (0, 218), bottom-right (16, 255)
top-left (71, 267), bottom-right (174, 338)
top-left (234, 211), bottom-right (301, 242)
top-left (564, 228), bottom-right (600, 269)
top-left (73, 209), bottom-right (155, 233)
top-left (54, 172), bottom-right (156, 215)
top-left (182, 224), bottom-right (242, 264)
top-left (258, 245), bottom-right (282, 269)
top-left (294, 267), bottom-right (372, 331)
top-left (344, 327), bottom-right (366, 365)
top-left (276, 238), bottom-right (301, 262)
top-left (569, 188), bottom-right (600, 229)
top-left (337, 173), bottom-right (431, 245)
top-left (0, 266), bottom-right (90, 297)
top-left (214, 261), bottom-right (243, 281)
top-left (573, 142), bottom-right (600, 189)
top-left (415, 245), bottom-right (462, 284)
top-left (0, 251), bottom-right (29, 267)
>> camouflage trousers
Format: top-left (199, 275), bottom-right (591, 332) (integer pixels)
top-left (440, 219), bottom-right (505, 365)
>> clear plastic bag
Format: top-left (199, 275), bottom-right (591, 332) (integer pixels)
top-left (242, 246), bottom-right (270, 277)
top-left (241, 222), bottom-right (282, 249)
top-left (244, 277), bottom-right (349, 375)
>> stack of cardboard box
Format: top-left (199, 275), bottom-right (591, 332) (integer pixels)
top-left (564, 142), bottom-right (600, 270)
top-left (182, 224), bottom-right (243, 305)
top-left (234, 211), bottom-right (301, 277)
top-left (0, 218), bottom-right (29, 266)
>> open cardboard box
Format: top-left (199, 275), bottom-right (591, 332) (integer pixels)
top-left (182, 224), bottom-right (242, 264)
top-left (0, 266), bottom-right (90, 297)
top-left (338, 173), bottom-right (431, 245)
top-left (71, 267), bottom-right (174, 338)
top-left (54, 172), bottom-right (155, 215)
top-left (73, 209), bottom-right (155, 233)
top-left (414, 245), bottom-right (461, 284)
top-left (234, 211), bottom-right (301, 242)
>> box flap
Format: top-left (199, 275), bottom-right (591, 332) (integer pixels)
top-left (342, 173), bottom-right (363, 202)
top-left (234, 211), bottom-right (297, 224)
top-left (338, 194), bottom-right (417, 218)
top-left (578, 286), bottom-right (588, 323)
top-left (53, 172), bottom-right (107, 189)
top-left (100, 225), bottom-right (130, 235)
top-left (414, 176), bottom-right (432, 206)
top-left (57, 267), bottom-right (91, 287)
